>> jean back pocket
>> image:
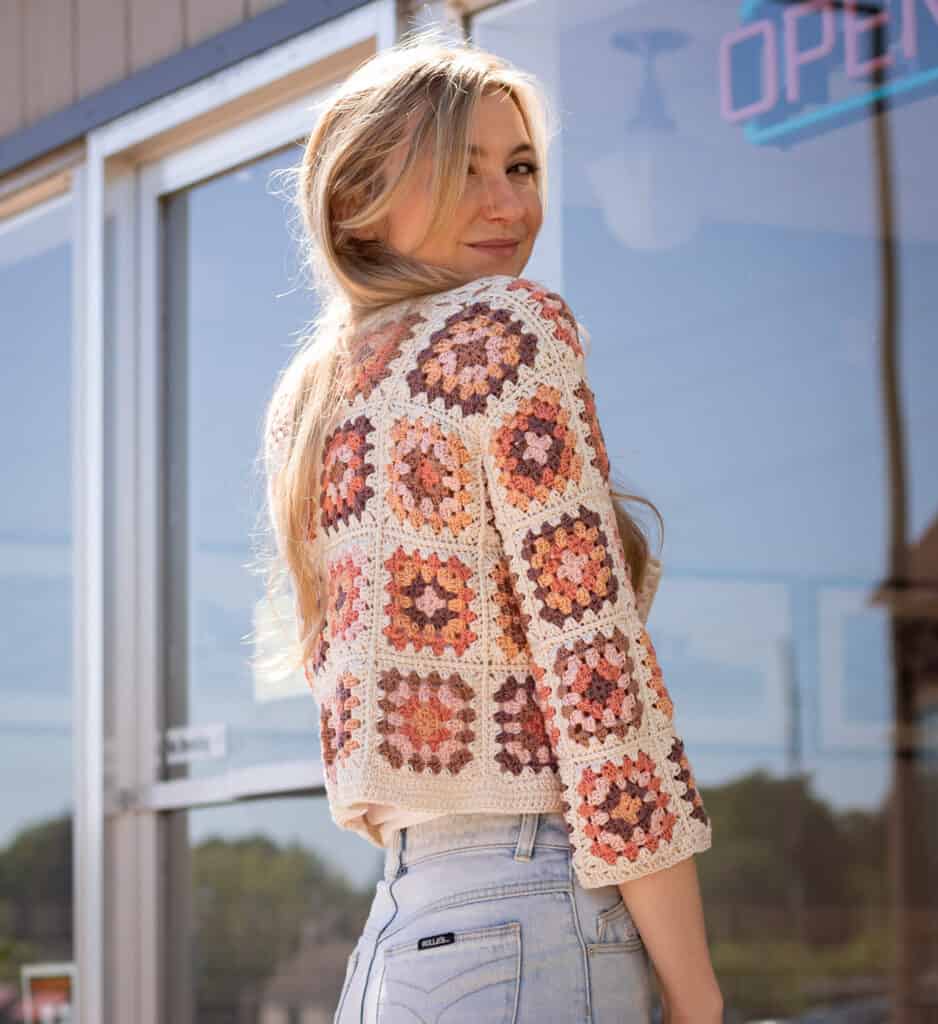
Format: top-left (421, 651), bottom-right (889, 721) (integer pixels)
top-left (377, 920), bottom-right (521, 1023)
top-left (596, 895), bottom-right (642, 946)
top-left (589, 897), bottom-right (650, 1023)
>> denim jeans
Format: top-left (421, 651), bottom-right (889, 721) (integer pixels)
top-left (333, 809), bottom-right (653, 1024)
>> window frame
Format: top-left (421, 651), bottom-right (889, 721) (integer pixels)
top-left (75, 3), bottom-right (396, 1022)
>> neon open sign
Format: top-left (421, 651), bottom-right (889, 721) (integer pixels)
top-left (720, 0), bottom-right (938, 144)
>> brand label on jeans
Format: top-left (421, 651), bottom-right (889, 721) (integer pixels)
top-left (417, 931), bottom-right (455, 950)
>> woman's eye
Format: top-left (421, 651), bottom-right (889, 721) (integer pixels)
top-left (467, 162), bottom-right (540, 177)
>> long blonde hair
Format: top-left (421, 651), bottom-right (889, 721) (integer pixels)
top-left (253, 26), bottom-right (662, 685)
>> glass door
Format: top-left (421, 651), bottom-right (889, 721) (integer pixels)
top-left (111, 82), bottom-right (386, 1024)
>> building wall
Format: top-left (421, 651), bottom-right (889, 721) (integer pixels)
top-left (0, 0), bottom-right (284, 139)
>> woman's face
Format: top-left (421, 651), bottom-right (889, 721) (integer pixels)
top-left (374, 89), bottom-right (543, 277)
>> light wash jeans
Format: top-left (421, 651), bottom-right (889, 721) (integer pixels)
top-left (333, 809), bottom-right (653, 1024)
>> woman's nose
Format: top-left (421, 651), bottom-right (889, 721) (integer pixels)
top-left (480, 174), bottom-right (525, 220)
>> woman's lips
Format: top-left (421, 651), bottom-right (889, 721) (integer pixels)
top-left (467, 241), bottom-right (520, 256)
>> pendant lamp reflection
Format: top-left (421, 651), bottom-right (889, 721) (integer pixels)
top-left (585, 29), bottom-right (699, 252)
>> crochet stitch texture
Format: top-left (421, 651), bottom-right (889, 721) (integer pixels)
top-left (265, 273), bottom-right (712, 887)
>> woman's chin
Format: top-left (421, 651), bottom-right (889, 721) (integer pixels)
top-left (464, 248), bottom-right (524, 276)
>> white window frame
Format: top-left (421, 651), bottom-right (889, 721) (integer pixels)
top-left (76, 3), bottom-right (397, 1023)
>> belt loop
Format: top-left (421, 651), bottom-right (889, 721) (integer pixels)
top-left (384, 826), bottom-right (407, 882)
top-left (513, 812), bottom-right (539, 862)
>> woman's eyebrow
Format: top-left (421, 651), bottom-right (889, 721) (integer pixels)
top-left (468, 142), bottom-right (535, 158)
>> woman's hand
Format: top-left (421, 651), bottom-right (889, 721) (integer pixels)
top-left (618, 855), bottom-right (723, 1023)
top-left (660, 987), bottom-right (724, 1024)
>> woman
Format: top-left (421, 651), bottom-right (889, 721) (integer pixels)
top-left (261, 25), bottom-right (722, 1024)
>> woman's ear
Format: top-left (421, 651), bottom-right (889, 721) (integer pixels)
top-left (333, 196), bottom-right (384, 242)
top-left (354, 222), bottom-right (384, 242)
top-left (356, 212), bottom-right (387, 243)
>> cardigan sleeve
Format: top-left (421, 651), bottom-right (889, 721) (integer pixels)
top-left (478, 278), bottom-right (712, 888)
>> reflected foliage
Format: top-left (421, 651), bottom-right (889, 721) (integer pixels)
top-left (188, 833), bottom-right (376, 1022)
top-left (699, 769), bottom-right (938, 1018)
top-left (0, 814), bottom-right (72, 1022)
top-left (2, 776), bottom-right (936, 1022)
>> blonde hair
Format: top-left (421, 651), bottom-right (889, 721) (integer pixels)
top-left (252, 26), bottom-right (662, 685)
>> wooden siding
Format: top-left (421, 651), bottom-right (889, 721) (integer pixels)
top-left (0, 0), bottom-right (286, 139)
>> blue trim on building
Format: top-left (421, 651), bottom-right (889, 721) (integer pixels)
top-left (0, 0), bottom-right (373, 179)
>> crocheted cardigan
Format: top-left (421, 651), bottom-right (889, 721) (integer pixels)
top-left (265, 273), bottom-right (712, 888)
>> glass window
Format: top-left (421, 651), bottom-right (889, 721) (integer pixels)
top-left (0, 199), bottom-right (74, 1010)
top-left (475, 1), bottom-right (937, 1018)
top-left (160, 144), bottom-right (321, 781)
top-left (162, 796), bottom-right (381, 1022)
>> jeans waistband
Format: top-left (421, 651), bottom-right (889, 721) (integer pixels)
top-left (383, 810), bottom-right (570, 881)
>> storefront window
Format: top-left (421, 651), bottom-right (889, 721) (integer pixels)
top-left (160, 144), bottom-right (321, 782)
top-left (0, 199), bottom-right (74, 1018)
top-left (476, 1), bottom-right (937, 1018)
top-left (162, 796), bottom-right (381, 1023)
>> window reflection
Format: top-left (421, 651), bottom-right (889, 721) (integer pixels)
top-left (161, 145), bottom-right (320, 781)
top-left (0, 198), bottom-right (74, 1014)
top-left (164, 797), bottom-right (382, 1023)
top-left (475, 1), bottom-right (937, 1019)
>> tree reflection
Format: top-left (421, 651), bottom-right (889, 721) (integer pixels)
top-left (3, 768), bottom-right (936, 1023)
